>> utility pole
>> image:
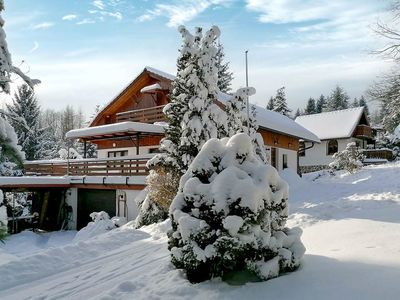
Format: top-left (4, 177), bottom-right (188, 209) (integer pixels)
top-left (245, 50), bottom-right (250, 133)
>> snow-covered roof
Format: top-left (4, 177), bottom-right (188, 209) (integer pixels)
top-left (66, 121), bottom-right (165, 139)
top-left (144, 66), bottom-right (176, 81)
top-left (216, 92), bottom-right (320, 143)
top-left (0, 177), bottom-right (70, 187)
top-left (140, 83), bottom-right (162, 93)
top-left (295, 107), bottom-right (366, 140)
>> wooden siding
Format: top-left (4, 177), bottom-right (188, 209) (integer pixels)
top-left (259, 129), bottom-right (300, 151)
top-left (94, 135), bottom-right (162, 150)
top-left (353, 125), bottom-right (373, 139)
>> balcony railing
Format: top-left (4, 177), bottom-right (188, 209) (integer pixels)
top-left (116, 105), bottom-right (166, 124)
top-left (361, 149), bottom-right (394, 161)
top-left (354, 125), bottom-right (373, 139)
top-left (24, 155), bottom-right (154, 177)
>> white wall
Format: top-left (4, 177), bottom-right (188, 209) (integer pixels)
top-left (97, 146), bottom-right (159, 159)
top-left (265, 146), bottom-right (297, 172)
top-left (116, 189), bottom-right (143, 221)
top-left (300, 138), bottom-right (364, 167)
top-left (65, 188), bottom-right (78, 230)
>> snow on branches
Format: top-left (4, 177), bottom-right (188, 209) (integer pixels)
top-left (329, 142), bottom-right (364, 173)
top-left (168, 133), bottom-right (305, 283)
top-left (0, 3), bottom-right (40, 93)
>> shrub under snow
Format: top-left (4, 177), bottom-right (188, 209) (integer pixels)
top-left (168, 133), bottom-right (305, 283)
top-left (0, 189), bottom-right (7, 241)
top-left (73, 211), bottom-right (117, 242)
top-left (329, 142), bottom-right (364, 173)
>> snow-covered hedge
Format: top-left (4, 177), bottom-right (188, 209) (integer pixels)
top-left (168, 133), bottom-right (305, 283)
top-left (73, 211), bottom-right (119, 242)
top-left (0, 190), bottom-right (8, 241)
top-left (329, 142), bottom-right (364, 173)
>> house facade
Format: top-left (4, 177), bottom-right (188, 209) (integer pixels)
top-left (295, 107), bottom-right (376, 172)
top-left (1, 67), bottom-right (319, 231)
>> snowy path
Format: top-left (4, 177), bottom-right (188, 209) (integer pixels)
top-left (1, 163), bottom-right (400, 299)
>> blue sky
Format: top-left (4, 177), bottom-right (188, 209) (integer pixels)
top-left (1, 0), bottom-right (394, 115)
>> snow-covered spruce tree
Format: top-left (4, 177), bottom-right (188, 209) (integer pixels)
top-left (226, 87), bottom-right (268, 163)
top-left (215, 42), bottom-right (233, 93)
top-left (266, 96), bottom-right (275, 110)
top-left (328, 85), bottom-right (349, 111)
top-left (6, 84), bottom-right (41, 160)
top-left (0, 117), bottom-right (24, 176)
top-left (358, 96), bottom-right (369, 116)
top-left (316, 94), bottom-right (327, 113)
top-left (304, 97), bottom-right (316, 114)
top-left (137, 26), bottom-right (228, 227)
top-left (168, 133), bottom-right (305, 283)
top-left (273, 87), bottom-right (292, 117)
top-left (329, 142), bottom-right (364, 173)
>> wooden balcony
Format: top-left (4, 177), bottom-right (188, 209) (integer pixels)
top-left (24, 155), bottom-right (152, 177)
top-left (116, 105), bottom-right (166, 124)
top-left (353, 125), bottom-right (373, 139)
top-left (362, 149), bottom-right (394, 161)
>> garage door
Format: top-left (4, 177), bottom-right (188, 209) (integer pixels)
top-left (77, 189), bottom-right (116, 230)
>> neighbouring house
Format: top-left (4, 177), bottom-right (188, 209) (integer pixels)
top-left (295, 107), bottom-right (392, 173)
top-left (0, 67), bottom-right (319, 231)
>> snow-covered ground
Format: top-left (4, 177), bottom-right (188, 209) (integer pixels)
top-left (1, 162), bottom-right (400, 299)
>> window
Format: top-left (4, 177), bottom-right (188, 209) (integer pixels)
top-left (327, 140), bottom-right (338, 155)
top-left (282, 154), bottom-right (288, 169)
top-left (108, 150), bottom-right (128, 158)
top-left (299, 141), bottom-right (305, 157)
top-left (271, 147), bottom-right (278, 168)
top-left (149, 148), bottom-right (160, 154)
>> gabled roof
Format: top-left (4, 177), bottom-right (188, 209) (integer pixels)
top-left (90, 66), bottom-right (173, 126)
top-left (90, 67), bottom-right (320, 143)
top-left (295, 107), bottom-right (367, 140)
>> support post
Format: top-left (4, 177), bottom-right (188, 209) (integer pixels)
top-left (83, 140), bottom-right (87, 159)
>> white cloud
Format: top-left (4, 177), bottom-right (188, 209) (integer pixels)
top-left (62, 14), bottom-right (78, 21)
top-left (29, 41), bottom-right (39, 53)
top-left (92, 0), bottom-right (105, 10)
top-left (137, 0), bottom-right (233, 27)
top-left (65, 48), bottom-right (98, 57)
top-left (76, 18), bottom-right (96, 25)
top-left (32, 22), bottom-right (54, 30)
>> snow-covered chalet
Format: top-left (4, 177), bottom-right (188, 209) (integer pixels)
top-left (1, 67), bottom-right (319, 230)
top-left (295, 107), bottom-right (391, 172)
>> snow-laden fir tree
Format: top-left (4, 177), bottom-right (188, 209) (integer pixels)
top-left (351, 97), bottom-right (359, 108)
top-left (168, 133), bottom-right (305, 283)
top-left (0, 189), bottom-right (7, 241)
top-left (215, 42), bottom-right (233, 93)
top-left (294, 108), bottom-right (302, 118)
top-left (273, 87), bottom-right (291, 117)
top-left (0, 1), bottom-right (40, 93)
top-left (0, 116), bottom-right (24, 176)
top-left (226, 87), bottom-right (268, 163)
top-left (328, 85), bottom-right (349, 111)
top-left (137, 25), bottom-right (227, 227)
top-left (316, 94), bottom-right (327, 113)
top-left (358, 96), bottom-right (369, 116)
top-left (304, 97), bottom-right (316, 114)
top-left (329, 142), bottom-right (364, 173)
top-left (266, 96), bottom-right (275, 110)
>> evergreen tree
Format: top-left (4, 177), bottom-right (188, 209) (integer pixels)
top-left (304, 97), bottom-right (316, 114)
top-left (226, 87), bottom-right (268, 163)
top-left (294, 108), bottom-right (302, 118)
top-left (266, 96), bottom-right (275, 110)
top-left (316, 94), bottom-right (327, 113)
top-left (138, 25), bottom-right (227, 227)
top-left (358, 96), bottom-right (370, 116)
top-left (273, 86), bottom-right (292, 117)
top-left (0, 117), bottom-right (24, 176)
top-left (6, 84), bottom-right (40, 160)
top-left (352, 97), bottom-right (359, 108)
top-left (215, 42), bottom-right (233, 93)
top-left (328, 85), bottom-right (349, 111)
top-left (168, 134), bottom-right (305, 283)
